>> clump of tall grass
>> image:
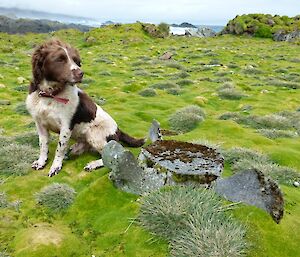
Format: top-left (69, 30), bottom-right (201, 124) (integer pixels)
top-left (176, 79), bottom-right (194, 86)
top-left (36, 183), bottom-right (76, 212)
top-left (139, 187), bottom-right (247, 257)
top-left (0, 137), bottom-right (38, 176)
top-left (257, 129), bottom-right (298, 139)
top-left (138, 88), bottom-right (157, 97)
top-left (217, 83), bottom-right (246, 100)
top-left (15, 103), bottom-right (29, 115)
top-left (169, 105), bottom-right (205, 133)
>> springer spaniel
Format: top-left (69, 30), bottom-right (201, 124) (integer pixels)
top-left (26, 39), bottom-right (144, 177)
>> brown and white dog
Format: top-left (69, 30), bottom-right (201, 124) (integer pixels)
top-left (26, 39), bottom-right (144, 177)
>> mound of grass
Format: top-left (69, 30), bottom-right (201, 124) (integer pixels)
top-left (169, 105), bottom-right (205, 133)
top-left (165, 61), bottom-right (185, 70)
top-left (166, 88), bottom-right (181, 95)
top-left (36, 183), bottom-right (76, 212)
top-left (219, 112), bottom-right (294, 130)
top-left (0, 138), bottom-right (38, 176)
top-left (217, 83), bottom-right (246, 100)
top-left (223, 147), bottom-right (270, 165)
top-left (138, 88), bottom-right (157, 97)
top-left (176, 79), bottom-right (194, 86)
top-left (150, 81), bottom-right (179, 90)
top-left (14, 132), bottom-right (39, 148)
top-left (257, 129), bottom-right (298, 139)
top-left (15, 103), bottom-right (29, 115)
top-left (139, 187), bottom-right (247, 257)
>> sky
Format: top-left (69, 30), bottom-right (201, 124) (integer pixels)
top-left (0, 0), bottom-right (299, 25)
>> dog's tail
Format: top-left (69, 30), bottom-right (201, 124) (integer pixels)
top-left (118, 129), bottom-right (145, 147)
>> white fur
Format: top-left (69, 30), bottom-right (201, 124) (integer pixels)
top-left (26, 81), bottom-right (117, 176)
top-left (59, 46), bottom-right (79, 71)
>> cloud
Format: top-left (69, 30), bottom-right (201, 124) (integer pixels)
top-left (0, 0), bottom-right (298, 24)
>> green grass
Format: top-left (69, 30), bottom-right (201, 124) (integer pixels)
top-left (1, 23), bottom-right (300, 256)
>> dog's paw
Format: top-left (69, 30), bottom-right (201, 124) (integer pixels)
top-left (84, 160), bottom-right (104, 172)
top-left (32, 160), bottom-right (46, 170)
top-left (48, 165), bottom-right (62, 177)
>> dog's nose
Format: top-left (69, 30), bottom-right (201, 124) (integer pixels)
top-left (73, 68), bottom-right (84, 78)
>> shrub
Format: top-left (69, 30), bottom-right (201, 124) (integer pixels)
top-left (138, 88), bottom-right (157, 97)
top-left (139, 187), bottom-right (247, 257)
top-left (157, 22), bottom-right (170, 36)
top-left (169, 105), bottom-right (205, 133)
top-left (36, 183), bottom-right (76, 212)
top-left (0, 138), bottom-right (38, 176)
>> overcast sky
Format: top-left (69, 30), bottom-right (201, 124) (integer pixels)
top-left (0, 0), bottom-right (299, 25)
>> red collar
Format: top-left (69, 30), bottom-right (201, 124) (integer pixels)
top-left (38, 91), bottom-right (69, 104)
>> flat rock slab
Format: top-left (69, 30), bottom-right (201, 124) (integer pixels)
top-left (140, 140), bottom-right (224, 183)
top-left (215, 169), bottom-right (284, 223)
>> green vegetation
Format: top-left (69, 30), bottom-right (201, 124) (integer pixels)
top-left (1, 23), bottom-right (300, 256)
top-left (139, 187), bottom-right (247, 257)
top-left (36, 183), bottom-right (76, 212)
top-left (222, 14), bottom-right (300, 38)
top-left (169, 105), bottom-right (205, 133)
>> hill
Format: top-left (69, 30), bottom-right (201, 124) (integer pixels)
top-left (222, 14), bottom-right (300, 40)
top-left (1, 23), bottom-right (300, 257)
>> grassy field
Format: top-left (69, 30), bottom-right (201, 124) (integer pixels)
top-left (1, 23), bottom-right (300, 256)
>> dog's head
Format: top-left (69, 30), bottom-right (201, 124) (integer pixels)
top-left (31, 39), bottom-right (83, 88)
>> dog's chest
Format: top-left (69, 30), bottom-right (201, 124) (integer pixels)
top-left (26, 87), bottom-right (79, 132)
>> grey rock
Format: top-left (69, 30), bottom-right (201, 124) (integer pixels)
top-left (140, 140), bottom-right (223, 183)
top-left (148, 119), bottom-right (162, 143)
top-left (215, 169), bottom-right (284, 223)
top-left (102, 140), bottom-right (163, 195)
top-left (273, 30), bottom-right (300, 42)
top-left (185, 27), bottom-right (216, 38)
top-left (159, 52), bottom-right (173, 60)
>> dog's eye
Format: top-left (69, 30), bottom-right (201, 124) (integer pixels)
top-left (74, 59), bottom-right (81, 67)
top-left (55, 56), bottom-right (66, 62)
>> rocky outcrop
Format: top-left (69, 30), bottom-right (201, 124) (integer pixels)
top-left (171, 22), bottom-right (197, 28)
top-left (215, 169), bottom-right (284, 223)
top-left (185, 27), bottom-right (216, 37)
top-left (0, 15), bottom-right (91, 34)
top-left (273, 30), bottom-right (300, 42)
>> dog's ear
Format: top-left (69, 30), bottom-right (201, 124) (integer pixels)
top-left (31, 45), bottom-right (46, 87)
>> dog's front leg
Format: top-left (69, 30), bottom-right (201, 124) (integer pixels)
top-left (32, 121), bottom-right (49, 170)
top-left (48, 126), bottom-right (72, 177)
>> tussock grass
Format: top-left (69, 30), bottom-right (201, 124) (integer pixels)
top-left (99, 71), bottom-right (112, 76)
top-left (169, 105), bottom-right (205, 133)
top-left (176, 79), bottom-right (194, 86)
top-left (14, 132), bottom-right (39, 148)
top-left (139, 187), bottom-right (247, 257)
top-left (243, 67), bottom-right (263, 75)
top-left (267, 78), bottom-right (300, 89)
top-left (150, 81), bottom-right (179, 90)
top-left (0, 137), bottom-right (38, 176)
top-left (232, 159), bottom-right (300, 186)
top-left (138, 88), bottom-right (157, 97)
top-left (166, 88), bottom-right (181, 95)
top-left (219, 112), bottom-right (293, 130)
top-left (165, 61), bottom-right (185, 70)
top-left (36, 183), bottom-right (76, 212)
top-left (223, 147), bottom-right (270, 165)
top-left (15, 103), bottom-right (29, 115)
top-left (217, 83), bottom-right (246, 100)
top-left (0, 192), bottom-right (8, 208)
top-left (257, 129), bottom-right (298, 139)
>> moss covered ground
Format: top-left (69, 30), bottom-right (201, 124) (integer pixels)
top-left (0, 23), bottom-right (300, 256)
